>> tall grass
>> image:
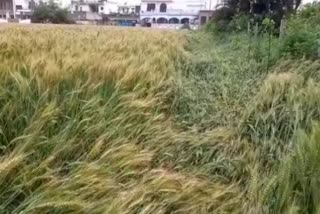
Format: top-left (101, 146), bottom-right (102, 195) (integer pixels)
top-left (171, 31), bottom-right (320, 213)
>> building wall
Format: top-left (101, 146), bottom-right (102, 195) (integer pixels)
top-left (140, 0), bottom-right (209, 24)
top-left (15, 0), bottom-right (34, 19)
top-left (151, 23), bottom-right (198, 29)
top-left (72, 4), bottom-right (91, 12)
top-left (0, 0), bottom-right (13, 19)
top-left (99, 1), bottom-right (118, 14)
top-left (15, 0), bottom-right (29, 10)
top-left (140, 0), bottom-right (207, 13)
top-left (0, 0), bottom-right (13, 11)
top-left (118, 5), bottom-right (136, 14)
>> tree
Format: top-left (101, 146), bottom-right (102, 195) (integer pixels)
top-left (215, 0), bottom-right (302, 28)
top-left (31, 1), bottom-right (74, 24)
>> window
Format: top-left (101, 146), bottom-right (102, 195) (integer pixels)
top-left (75, 5), bottom-right (78, 11)
top-left (100, 6), bottom-right (104, 11)
top-left (80, 6), bottom-right (82, 11)
top-left (146, 3), bottom-right (155, 12)
top-left (160, 3), bottom-right (167, 12)
top-left (16, 5), bottom-right (23, 10)
top-left (135, 5), bottom-right (141, 14)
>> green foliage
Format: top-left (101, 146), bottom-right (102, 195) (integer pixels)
top-left (31, 1), bottom-right (74, 24)
top-left (207, 3), bottom-right (320, 60)
top-left (211, 0), bottom-right (301, 32)
top-left (267, 124), bottom-right (320, 213)
top-left (171, 33), bottom-right (263, 129)
top-left (229, 14), bottom-right (251, 32)
top-left (299, 2), bottom-right (320, 23)
top-left (278, 2), bottom-right (320, 59)
top-left (280, 17), bottom-right (319, 59)
top-left (241, 71), bottom-right (320, 149)
top-left (261, 17), bottom-right (275, 33)
top-left (176, 23), bottom-right (320, 212)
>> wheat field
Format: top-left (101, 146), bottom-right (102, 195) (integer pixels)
top-left (0, 26), bottom-right (244, 214)
top-left (1, 25), bottom-right (320, 213)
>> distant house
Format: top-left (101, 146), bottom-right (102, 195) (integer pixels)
top-left (0, 0), bottom-right (36, 21)
top-left (98, 0), bottom-right (118, 15)
top-left (71, 0), bottom-right (102, 22)
top-left (0, 0), bottom-right (14, 19)
top-left (15, 0), bottom-right (36, 20)
top-left (70, 0), bottom-right (118, 23)
top-left (101, 3), bottom-right (140, 26)
top-left (140, 0), bottom-right (207, 25)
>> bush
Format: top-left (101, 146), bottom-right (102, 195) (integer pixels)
top-left (31, 1), bottom-right (74, 24)
top-left (279, 3), bottom-right (320, 59)
top-left (280, 18), bottom-right (319, 59)
top-left (299, 2), bottom-right (320, 24)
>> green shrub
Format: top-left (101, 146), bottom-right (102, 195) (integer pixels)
top-left (299, 2), bottom-right (320, 24)
top-left (281, 31), bottom-right (318, 59)
top-left (279, 3), bottom-right (320, 59)
top-left (280, 18), bottom-right (318, 59)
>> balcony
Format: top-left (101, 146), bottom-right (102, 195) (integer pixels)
top-left (140, 9), bottom-right (199, 16)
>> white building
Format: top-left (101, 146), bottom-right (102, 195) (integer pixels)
top-left (99, 0), bottom-right (118, 14)
top-left (0, 0), bottom-right (14, 20)
top-left (15, 0), bottom-right (36, 19)
top-left (140, 0), bottom-right (208, 24)
top-left (70, 0), bottom-right (118, 14)
top-left (118, 3), bottom-right (139, 15)
top-left (0, 0), bottom-right (36, 20)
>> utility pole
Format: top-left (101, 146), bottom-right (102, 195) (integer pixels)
top-left (12, 0), bottom-right (16, 19)
top-left (209, 0), bottom-right (212, 10)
